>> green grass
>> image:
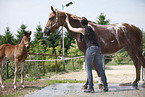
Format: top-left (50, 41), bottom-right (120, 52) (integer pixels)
top-left (106, 62), bottom-right (134, 66)
top-left (43, 79), bottom-right (86, 86)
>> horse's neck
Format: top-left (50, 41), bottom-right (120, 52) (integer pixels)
top-left (65, 26), bottom-right (78, 38)
top-left (18, 38), bottom-right (26, 50)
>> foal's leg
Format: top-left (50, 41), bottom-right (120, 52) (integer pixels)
top-left (0, 58), bottom-right (5, 88)
top-left (0, 61), bottom-right (4, 88)
top-left (21, 62), bottom-right (25, 88)
top-left (13, 58), bottom-right (19, 89)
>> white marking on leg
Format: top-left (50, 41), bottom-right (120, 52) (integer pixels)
top-left (0, 62), bottom-right (4, 88)
top-left (13, 61), bottom-right (18, 89)
top-left (1, 85), bottom-right (4, 88)
top-left (22, 85), bottom-right (25, 88)
top-left (111, 40), bottom-right (115, 43)
top-left (98, 77), bottom-right (103, 84)
top-left (14, 85), bottom-right (17, 89)
top-left (143, 68), bottom-right (145, 83)
top-left (21, 62), bottom-right (25, 88)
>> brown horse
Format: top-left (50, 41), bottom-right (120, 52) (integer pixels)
top-left (44, 6), bottom-right (145, 88)
top-left (0, 31), bottom-right (31, 89)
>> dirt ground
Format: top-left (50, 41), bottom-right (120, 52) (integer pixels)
top-left (0, 80), bottom-right (48, 96)
top-left (50, 65), bottom-right (138, 83)
top-left (0, 65), bottom-right (145, 97)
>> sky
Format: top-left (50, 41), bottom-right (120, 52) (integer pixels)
top-left (0, 0), bottom-right (145, 40)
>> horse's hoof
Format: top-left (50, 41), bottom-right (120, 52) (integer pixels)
top-left (14, 85), bottom-right (18, 90)
top-left (98, 84), bottom-right (103, 89)
top-left (132, 82), bottom-right (138, 89)
top-left (22, 85), bottom-right (25, 88)
top-left (104, 87), bottom-right (108, 92)
top-left (81, 85), bottom-right (88, 90)
top-left (1, 85), bottom-right (4, 88)
top-left (142, 83), bottom-right (145, 88)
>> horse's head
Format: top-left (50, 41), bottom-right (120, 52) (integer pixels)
top-left (44, 6), bottom-right (67, 36)
top-left (23, 31), bottom-right (31, 49)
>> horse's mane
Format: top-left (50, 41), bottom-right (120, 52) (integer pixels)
top-left (64, 11), bottom-right (99, 26)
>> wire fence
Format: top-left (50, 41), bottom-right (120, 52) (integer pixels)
top-left (4, 52), bottom-right (144, 81)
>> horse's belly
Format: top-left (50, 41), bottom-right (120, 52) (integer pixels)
top-left (101, 44), bottom-right (124, 55)
top-left (6, 55), bottom-right (14, 61)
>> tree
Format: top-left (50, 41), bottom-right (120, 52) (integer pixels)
top-left (0, 35), bottom-right (3, 45)
top-left (29, 23), bottom-right (47, 53)
top-left (16, 24), bottom-right (27, 44)
top-left (45, 30), bottom-right (62, 54)
top-left (34, 23), bottom-right (43, 41)
top-left (64, 31), bottom-right (75, 55)
top-left (96, 12), bottom-right (110, 25)
top-left (96, 13), bottom-right (111, 64)
top-left (1, 27), bottom-right (16, 45)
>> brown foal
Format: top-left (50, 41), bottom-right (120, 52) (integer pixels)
top-left (0, 31), bottom-right (31, 89)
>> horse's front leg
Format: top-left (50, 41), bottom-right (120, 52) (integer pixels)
top-left (13, 58), bottom-right (18, 89)
top-left (93, 61), bottom-right (103, 89)
top-left (143, 68), bottom-right (145, 88)
top-left (21, 62), bottom-right (25, 88)
top-left (0, 58), bottom-right (6, 88)
top-left (0, 61), bottom-right (4, 88)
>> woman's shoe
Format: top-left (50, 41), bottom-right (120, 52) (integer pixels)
top-left (84, 88), bottom-right (94, 93)
top-left (104, 87), bottom-right (108, 92)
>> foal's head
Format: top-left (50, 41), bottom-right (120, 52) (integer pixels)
top-left (22, 31), bottom-right (31, 49)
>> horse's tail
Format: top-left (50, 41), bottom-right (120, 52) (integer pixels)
top-left (135, 26), bottom-right (145, 68)
top-left (0, 44), bottom-right (8, 61)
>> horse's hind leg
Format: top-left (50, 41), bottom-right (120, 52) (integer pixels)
top-left (125, 46), bottom-right (141, 87)
top-left (82, 61), bottom-right (102, 89)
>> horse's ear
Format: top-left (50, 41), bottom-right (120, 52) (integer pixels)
top-left (23, 31), bottom-right (27, 36)
top-left (29, 31), bottom-right (32, 35)
top-left (51, 6), bottom-right (56, 14)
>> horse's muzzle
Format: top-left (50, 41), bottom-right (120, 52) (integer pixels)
top-left (44, 27), bottom-right (51, 36)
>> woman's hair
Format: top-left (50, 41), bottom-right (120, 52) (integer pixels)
top-left (81, 17), bottom-right (88, 26)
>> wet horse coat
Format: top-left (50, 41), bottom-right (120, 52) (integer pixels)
top-left (0, 31), bottom-right (31, 89)
top-left (44, 7), bottom-right (145, 87)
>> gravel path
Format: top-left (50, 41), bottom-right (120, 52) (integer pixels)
top-left (25, 65), bottom-right (145, 97)
top-left (50, 65), bottom-right (138, 83)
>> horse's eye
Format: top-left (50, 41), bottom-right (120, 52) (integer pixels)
top-left (49, 17), bottom-right (54, 21)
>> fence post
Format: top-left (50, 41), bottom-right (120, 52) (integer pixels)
top-left (72, 59), bottom-right (74, 71)
top-left (55, 56), bottom-right (57, 72)
top-left (42, 55), bottom-right (45, 76)
top-left (6, 61), bottom-right (9, 79)
top-left (79, 58), bottom-right (81, 69)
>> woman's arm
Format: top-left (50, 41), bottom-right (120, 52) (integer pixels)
top-left (65, 17), bottom-right (85, 35)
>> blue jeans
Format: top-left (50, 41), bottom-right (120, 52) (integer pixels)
top-left (85, 46), bottom-right (108, 89)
